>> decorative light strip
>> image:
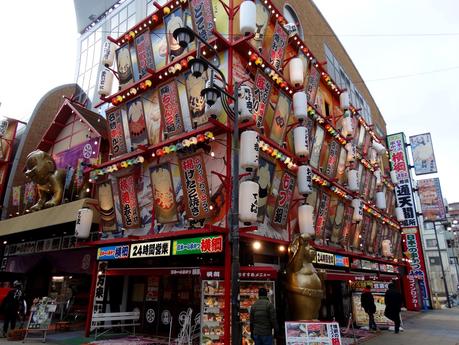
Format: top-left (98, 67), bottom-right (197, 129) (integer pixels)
top-left (259, 140), bottom-right (297, 170)
top-left (249, 52), bottom-right (294, 95)
top-left (307, 106), bottom-right (347, 145)
top-left (92, 131), bottom-right (215, 178)
top-left (363, 204), bottom-right (400, 229)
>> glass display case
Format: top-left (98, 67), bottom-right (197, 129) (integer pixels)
top-left (201, 280), bottom-right (225, 345)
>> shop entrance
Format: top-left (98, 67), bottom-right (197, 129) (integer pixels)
top-left (320, 280), bottom-right (352, 325)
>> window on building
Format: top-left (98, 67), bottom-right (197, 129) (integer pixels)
top-left (426, 239), bottom-right (438, 248)
top-left (283, 4), bottom-right (304, 39)
top-left (429, 256), bottom-right (441, 265)
top-left (146, 0), bottom-right (168, 15)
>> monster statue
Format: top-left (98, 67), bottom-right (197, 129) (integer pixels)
top-left (286, 234), bottom-right (323, 320)
top-left (24, 150), bottom-right (65, 211)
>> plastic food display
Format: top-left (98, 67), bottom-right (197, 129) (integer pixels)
top-left (201, 280), bottom-right (225, 345)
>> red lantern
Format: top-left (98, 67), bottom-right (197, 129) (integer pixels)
top-left (250, 53), bottom-right (258, 62)
top-left (111, 98), bottom-right (118, 106)
top-left (197, 134), bottom-right (205, 142)
top-left (124, 34), bottom-right (130, 41)
top-left (139, 82), bottom-right (146, 90)
top-left (152, 14), bottom-right (159, 22)
top-left (180, 59), bottom-right (188, 68)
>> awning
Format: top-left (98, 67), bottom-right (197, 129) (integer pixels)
top-left (0, 199), bottom-right (99, 236)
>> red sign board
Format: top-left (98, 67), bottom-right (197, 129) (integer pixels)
top-left (268, 22), bottom-right (288, 70)
top-left (253, 71), bottom-right (272, 128)
top-left (107, 108), bottom-right (128, 157)
top-left (117, 174), bottom-right (141, 229)
top-left (159, 81), bottom-right (184, 137)
top-left (271, 171), bottom-right (295, 229)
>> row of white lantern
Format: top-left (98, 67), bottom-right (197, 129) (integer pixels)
top-left (97, 41), bottom-right (117, 97)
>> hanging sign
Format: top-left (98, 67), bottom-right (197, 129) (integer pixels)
top-left (387, 133), bottom-right (417, 227)
top-left (107, 108), bottom-right (128, 157)
top-left (268, 22), bottom-right (288, 70)
top-left (269, 92), bottom-right (291, 145)
top-left (271, 172), bottom-right (296, 229)
top-left (179, 153), bottom-right (212, 220)
top-left (335, 255), bottom-right (350, 267)
top-left (315, 251), bottom-right (335, 266)
top-left (253, 71), bottom-right (272, 128)
top-left (315, 192), bottom-right (330, 238)
top-left (97, 180), bottom-right (117, 232)
top-left (325, 140), bottom-right (340, 177)
top-left (115, 46), bottom-right (134, 86)
top-left (172, 235), bottom-right (223, 255)
top-left (190, 0), bottom-right (215, 41)
top-left (285, 321), bottom-right (342, 345)
top-left (135, 31), bottom-right (155, 76)
top-left (150, 164), bottom-right (179, 224)
top-left (130, 240), bottom-right (171, 258)
top-left (159, 81), bottom-right (185, 137)
top-left (306, 65), bottom-right (321, 105)
top-left (409, 133), bottom-right (437, 175)
top-left (127, 98), bottom-right (149, 148)
top-left (97, 245), bottom-right (130, 260)
top-left (417, 177), bottom-right (447, 221)
top-left (118, 174), bottom-right (141, 228)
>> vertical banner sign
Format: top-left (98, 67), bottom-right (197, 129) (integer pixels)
top-left (417, 178), bottom-right (447, 221)
top-left (325, 140), bottom-right (340, 177)
top-left (91, 261), bottom-right (107, 324)
top-left (340, 205), bottom-right (354, 247)
top-left (135, 31), bottom-right (155, 76)
top-left (159, 81), bottom-right (185, 137)
top-left (306, 65), bottom-right (321, 106)
top-left (127, 99), bottom-right (149, 147)
top-left (271, 172), bottom-right (296, 229)
top-left (387, 133), bottom-right (417, 227)
top-left (107, 109), bottom-right (128, 157)
top-left (409, 133), bottom-right (437, 175)
top-left (387, 132), bottom-right (430, 311)
top-left (190, 0), bottom-right (215, 41)
top-left (253, 72), bottom-right (272, 128)
top-left (150, 164), bottom-right (179, 224)
top-left (117, 174), bottom-right (141, 229)
top-left (268, 22), bottom-right (288, 70)
top-left (97, 180), bottom-right (117, 232)
top-left (315, 192), bottom-right (330, 239)
top-left (269, 92), bottom-right (291, 145)
top-left (179, 153), bottom-right (212, 220)
top-left (115, 46), bottom-right (134, 86)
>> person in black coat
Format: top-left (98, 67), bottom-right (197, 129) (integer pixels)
top-left (1, 281), bottom-right (24, 337)
top-left (384, 283), bottom-right (403, 333)
top-left (360, 285), bottom-right (377, 331)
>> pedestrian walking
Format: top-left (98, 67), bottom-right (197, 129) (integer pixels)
top-left (361, 285), bottom-right (377, 331)
top-left (384, 283), bottom-right (402, 334)
top-left (250, 287), bottom-right (278, 345)
top-left (1, 281), bottom-right (24, 337)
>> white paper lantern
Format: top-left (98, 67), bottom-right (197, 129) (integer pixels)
top-left (293, 126), bottom-right (310, 158)
top-left (239, 0), bottom-right (257, 35)
top-left (395, 207), bottom-right (405, 222)
top-left (293, 91), bottom-right (308, 121)
top-left (239, 180), bottom-right (259, 224)
top-left (238, 85), bottom-right (254, 122)
top-left (382, 239), bottom-right (392, 257)
top-left (240, 130), bottom-right (259, 171)
top-left (341, 114), bottom-right (354, 138)
top-left (340, 91), bottom-right (350, 109)
top-left (289, 58), bottom-right (304, 87)
top-left (297, 165), bottom-right (313, 196)
top-left (75, 208), bottom-right (93, 239)
top-left (368, 147), bottom-right (377, 165)
top-left (374, 169), bottom-right (382, 186)
top-left (97, 68), bottom-right (114, 97)
top-left (347, 169), bottom-right (359, 192)
top-left (101, 41), bottom-right (116, 67)
top-left (298, 204), bottom-right (315, 236)
top-left (390, 170), bottom-right (399, 185)
top-left (376, 191), bottom-right (386, 210)
top-left (351, 198), bottom-right (363, 222)
top-left (345, 143), bottom-right (356, 163)
top-left (372, 140), bottom-right (386, 155)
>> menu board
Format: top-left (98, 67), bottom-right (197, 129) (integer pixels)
top-left (26, 298), bottom-right (57, 331)
top-left (201, 280), bottom-right (225, 345)
top-left (285, 321), bottom-right (342, 345)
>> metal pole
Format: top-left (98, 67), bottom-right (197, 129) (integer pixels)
top-left (433, 221), bottom-right (452, 308)
top-left (230, 81), bottom-right (241, 345)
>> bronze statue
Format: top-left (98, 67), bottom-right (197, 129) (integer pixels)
top-left (24, 150), bottom-right (65, 211)
top-left (286, 234), bottom-right (323, 320)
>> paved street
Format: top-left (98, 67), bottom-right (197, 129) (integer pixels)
top-left (363, 307), bottom-right (459, 345)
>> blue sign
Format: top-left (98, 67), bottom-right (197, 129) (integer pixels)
top-left (97, 245), bottom-right (130, 260)
top-left (335, 255), bottom-right (349, 267)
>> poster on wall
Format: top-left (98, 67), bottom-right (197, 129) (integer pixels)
top-left (409, 133), bottom-right (437, 175)
top-left (268, 22), bottom-right (288, 70)
top-left (417, 178), bottom-right (446, 221)
top-left (116, 45), bottom-right (134, 86)
top-left (107, 109), bottom-right (128, 157)
top-left (271, 171), bottom-right (295, 230)
top-left (179, 153), bottom-right (212, 220)
top-left (190, 0), bottom-right (215, 41)
top-left (352, 281), bottom-right (393, 327)
top-left (159, 81), bottom-right (185, 137)
top-left (150, 164), bottom-right (178, 224)
top-left (117, 174), bottom-right (141, 229)
top-left (253, 71), bottom-right (272, 128)
top-left (23, 182), bottom-right (37, 211)
top-left (135, 31), bottom-right (155, 76)
top-left (306, 65), bottom-right (321, 107)
top-left (268, 92), bottom-right (291, 145)
top-left (97, 180), bottom-right (117, 232)
top-left (127, 98), bottom-right (149, 148)
top-left (285, 321), bottom-right (342, 345)
top-left (255, 158), bottom-right (275, 223)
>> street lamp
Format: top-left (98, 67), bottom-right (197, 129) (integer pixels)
top-left (173, 25), bottom-right (248, 345)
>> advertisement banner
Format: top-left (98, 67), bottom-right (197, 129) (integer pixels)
top-left (179, 153), bottom-right (212, 220)
top-left (12, 186), bottom-right (21, 207)
top-left (53, 138), bottom-right (100, 169)
top-left (117, 174), bottom-right (141, 229)
top-left (150, 164), bottom-right (179, 224)
top-left (387, 133), bottom-right (417, 227)
top-left (0, 119), bottom-right (18, 162)
top-left (115, 45), bottom-right (134, 86)
top-left (190, 0), bottom-right (215, 41)
top-left (271, 171), bottom-right (296, 229)
top-left (315, 191), bottom-right (330, 239)
top-left (285, 321), bottom-right (342, 345)
top-left (417, 178), bottom-right (446, 221)
top-left (107, 108), bottom-right (128, 157)
top-left (159, 81), bottom-right (185, 137)
top-left (130, 240), bottom-right (171, 258)
top-left (268, 22), bottom-right (288, 70)
top-left (352, 293), bottom-right (393, 327)
top-left (97, 245), bottom-right (130, 260)
top-left (335, 255), bottom-right (350, 267)
top-left (409, 133), bottom-right (437, 175)
top-left (135, 31), bottom-right (155, 76)
top-left (253, 71), bottom-right (272, 128)
top-left (269, 92), bottom-right (291, 145)
top-left (306, 65), bottom-right (321, 106)
top-left (172, 235), bottom-right (223, 255)
top-left (97, 180), bottom-right (117, 232)
top-left (127, 98), bottom-right (149, 148)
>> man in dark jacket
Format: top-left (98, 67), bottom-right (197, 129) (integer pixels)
top-left (2, 281), bottom-right (24, 337)
top-left (250, 288), bottom-right (278, 345)
top-left (384, 283), bottom-right (402, 333)
top-left (361, 285), bottom-right (377, 331)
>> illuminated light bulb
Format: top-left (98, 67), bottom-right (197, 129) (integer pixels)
top-left (253, 241), bottom-right (261, 250)
top-left (279, 245), bottom-right (286, 252)
top-left (211, 151), bottom-right (215, 157)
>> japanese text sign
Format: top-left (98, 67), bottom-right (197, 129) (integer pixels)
top-left (271, 171), bottom-right (296, 229)
top-left (409, 133), bottom-right (437, 175)
top-left (130, 240), bottom-right (171, 258)
top-left (172, 235), bottom-right (223, 255)
top-left (97, 245), bottom-right (130, 260)
top-left (117, 174), bottom-right (141, 228)
top-left (107, 109), bottom-right (128, 157)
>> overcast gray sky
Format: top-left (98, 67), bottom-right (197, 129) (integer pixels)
top-left (0, 1), bottom-right (457, 203)
top-left (313, 0), bottom-right (459, 203)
